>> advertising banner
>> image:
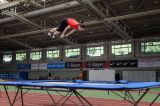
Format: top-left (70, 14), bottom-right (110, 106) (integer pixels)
top-left (87, 61), bottom-right (105, 68)
top-left (31, 63), bottom-right (47, 70)
top-left (138, 58), bottom-right (160, 67)
top-left (65, 62), bottom-right (82, 68)
top-left (47, 62), bottom-right (65, 69)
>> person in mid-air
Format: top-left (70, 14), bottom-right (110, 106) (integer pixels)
top-left (48, 18), bottom-right (85, 38)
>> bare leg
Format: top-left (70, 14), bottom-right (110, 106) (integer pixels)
top-left (54, 31), bottom-right (60, 35)
top-left (50, 28), bottom-right (57, 33)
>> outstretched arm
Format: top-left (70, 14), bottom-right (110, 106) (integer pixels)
top-left (64, 29), bottom-right (76, 37)
top-left (61, 26), bottom-right (71, 38)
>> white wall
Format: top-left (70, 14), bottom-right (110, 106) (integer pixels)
top-left (28, 71), bottom-right (48, 79)
top-left (89, 69), bottom-right (115, 81)
top-left (123, 71), bottom-right (156, 82)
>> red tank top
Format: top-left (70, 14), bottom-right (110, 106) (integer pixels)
top-left (67, 18), bottom-right (80, 30)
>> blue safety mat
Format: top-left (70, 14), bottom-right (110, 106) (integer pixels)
top-left (0, 80), bottom-right (160, 90)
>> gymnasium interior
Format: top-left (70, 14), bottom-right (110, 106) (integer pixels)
top-left (0, 0), bottom-right (160, 106)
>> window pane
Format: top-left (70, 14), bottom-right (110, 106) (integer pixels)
top-left (115, 45), bottom-right (121, 48)
top-left (30, 51), bottom-right (42, 60)
top-left (122, 45), bottom-right (127, 47)
top-left (65, 48), bottom-right (80, 58)
top-left (112, 44), bottom-right (132, 56)
top-left (3, 54), bottom-right (12, 62)
top-left (16, 53), bottom-right (26, 61)
top-left (47, 50), bottom-right (60, 59)
top-left (141, 41), bottom-right (160, 54)
top-left (87, 46), bottom-right (104, 57)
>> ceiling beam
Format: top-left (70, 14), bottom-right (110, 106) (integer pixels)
top-left (102, 8), bottom-right (160, 21)
top-left (0, 28), bottom-right (49, 39)
top-left (1, 7), bottom-right (160, 40)
top-left (109, 0), bottom-right (131, 5)
top-left (134, 0), bottom-right (145, 11)
top-left (0, 11), bottom-right (38, 49)
top-left (0, 0), bottom-right (101, 24)
top-left (3, 9), bottom-right (88, 27)
top-left (76, 0), bottom-right (132, 40)
top-left (2, 11), bottom-right (42, 29)
top-left (8, 39), bottom-right (34, 49)
top-left (2, 11), bottom-right (76, 45)
top-left (0, 0), bottom-right (24, 10)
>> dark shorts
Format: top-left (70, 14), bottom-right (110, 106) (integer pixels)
top-left (56, 18), bottom-right (68, 32)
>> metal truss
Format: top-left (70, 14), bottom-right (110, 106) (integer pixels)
top-left (0, 0), bottom-right (43, 11)
top-left (8, 39), bottom-right (34, 49)
top-left (2, 11), bottom-right (42, 29)
top-left (1, 11), bottom-right (77, 45)
top-left (1, 7), bottom-right (160, 40)
top-left (0, 0), bottom-right (25, 11)
top-left (134, 0), bottom-right (145, 11)
top-left (76, 0), bottom-right (133, 40)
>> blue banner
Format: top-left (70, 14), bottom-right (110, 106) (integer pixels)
top-left (47, 62), bottom-right (65, 69)
top-left (17, 64), bottom-right (31, 70)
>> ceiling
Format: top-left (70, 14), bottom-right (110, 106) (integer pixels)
top-left (0, 0), bottom-right (160, 51)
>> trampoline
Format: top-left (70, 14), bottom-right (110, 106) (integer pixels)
top-left (0, 80), bottom-right (160, 106)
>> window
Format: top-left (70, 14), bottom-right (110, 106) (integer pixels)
top-left (30, 51), bottom-right (42, 61)
top-left (3, 54), bottom-right (12, 62)
top-left (65, 48), bottom-right (80, 58)
top-left (47, 50), bottom-right (60, 59)
top-left (16, 52), bottom-right (26, 61)
top-left (112, 44), bottom-right (132, 55)
top-left (87, 46), bottom-right (104, 57)
top-left (141, 41), bottom-right (160, 54)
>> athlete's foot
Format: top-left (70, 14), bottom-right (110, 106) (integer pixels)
top-left (48, 32), bottom-right (55, 38)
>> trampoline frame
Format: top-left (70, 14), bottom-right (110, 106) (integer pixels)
top-left (0, 81), bottom-right (160, 106)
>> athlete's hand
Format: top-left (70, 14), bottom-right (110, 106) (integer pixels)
top-left (61, 34), bottom-right (65, 38)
